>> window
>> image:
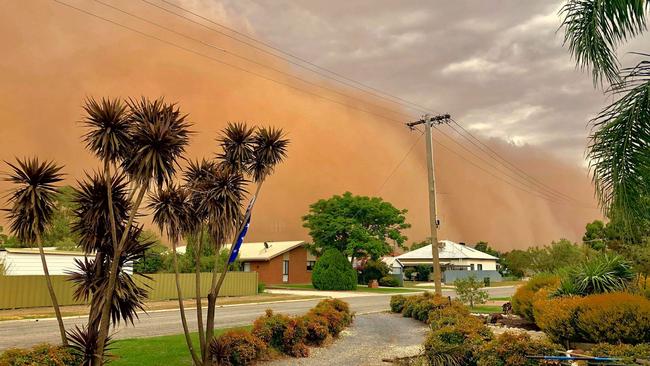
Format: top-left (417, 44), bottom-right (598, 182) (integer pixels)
top-left (282, 260), bottom-right (289, 282)
top-left (477, 264), bottom-right (483, 271)
top-left (470, 264), bottom-right (475, 271)
top-left (243, 262), bottom-right (251, 272)
top-left (306, 260), bottom-right (316, 271)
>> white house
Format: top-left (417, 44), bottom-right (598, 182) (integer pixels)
top-left (396, 240), bottom-right (501, 282)
top-left (381, 256), bottom-right (403, 275)
top-left (0, 248), bottom-right (132, 275)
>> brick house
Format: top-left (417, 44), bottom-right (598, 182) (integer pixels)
top-left (229, 241), bottom-right (316, 284)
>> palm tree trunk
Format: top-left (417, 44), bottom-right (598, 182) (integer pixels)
top-left (34, 221), bottom-right (67, 345)
top-left (202, 183), bottom-right (263, 365)
top-left (172, 239), bottom-right (202, 366)
top-left (94, 185), bottom-right (147, 365)
top-left (194, 228), bottom-right (206, 358)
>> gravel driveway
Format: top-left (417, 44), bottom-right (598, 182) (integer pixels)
top-left (267, 312), bottom-right (429, 366)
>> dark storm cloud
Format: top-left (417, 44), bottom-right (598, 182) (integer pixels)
top-left (209, 0), bottom-right (648, 165)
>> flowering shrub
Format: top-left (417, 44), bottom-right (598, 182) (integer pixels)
top-left (511, 274), bottom-right (559, 322)
top-left (532, 295), bottom-right (583, 344)
top-left (0, 344), bottom-right (82, 366)
top-left (209, 330), bottom-right (267, 366)
top-left (475, 331), bottom-right (561, 366)
top-left (251, 310), bottom-right (308, 357)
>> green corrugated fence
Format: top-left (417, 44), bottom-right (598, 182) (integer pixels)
top-left (0, 272), bottom-right (258, 309)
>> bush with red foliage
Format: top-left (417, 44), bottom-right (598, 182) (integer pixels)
top-left (209, 329), bottom-right (267, 366)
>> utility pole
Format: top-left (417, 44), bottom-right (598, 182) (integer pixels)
top-left (406, 114), bottom-right (451, 296)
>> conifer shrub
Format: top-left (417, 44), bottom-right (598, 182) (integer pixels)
top-left (311, 249), bottom-right (357, 291)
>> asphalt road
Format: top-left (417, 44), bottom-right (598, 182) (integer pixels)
top-left (0, 287), bottom-right (515, 350)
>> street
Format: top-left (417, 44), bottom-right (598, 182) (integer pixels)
top-left (0, 287), bottom-right (515, 350)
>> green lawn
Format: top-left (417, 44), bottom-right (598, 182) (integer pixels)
top-left (267, 283), bottom-right (423, 293)
top-left (468, 305), bottom-right (503, 314)
top-left (110, 326), bottom-right (251, 366)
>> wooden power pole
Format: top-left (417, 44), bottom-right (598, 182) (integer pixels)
top-left (406, 114), bottom-right (451, 296)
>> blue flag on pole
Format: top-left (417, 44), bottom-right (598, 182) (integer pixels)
top-left (228, 197), bottom-right (255, 264)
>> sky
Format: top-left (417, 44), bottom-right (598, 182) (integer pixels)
top-left (2, 0), bottom-right (638, 249)
top-left (203, 0), bottom-right (648, 164)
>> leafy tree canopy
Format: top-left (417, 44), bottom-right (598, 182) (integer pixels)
top-left (302, 192), bottom-right (410, 260)
top-left (473, 241), bottom-right (500, 257)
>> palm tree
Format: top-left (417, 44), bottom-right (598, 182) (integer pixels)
top-left (201, 124), bottom-right (288, 365)
top-left (148, 184), bottom-right (202, 366)
top-left (3, 157), bottom-right (67, 345)
top-left (561, 1), bottom-right (650, 235)
top-left (89, 97), bottom-right (192, 365)
top-left (68, 172), bottom-right (151, 365)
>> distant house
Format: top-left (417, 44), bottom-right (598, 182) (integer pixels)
top-left (178, 241), bottom-right (315, 284)
top-left (396, 240), bottom-right (501, 283)
top-left (381, 256), bottom-right (403, 276)
top-left (0, 248), bottom-right (91, 276)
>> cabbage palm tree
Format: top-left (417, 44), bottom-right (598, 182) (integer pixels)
top-left (201, 124), bottom-right (288, 365)
top-left (561, 1), bottom-right (650, 234)
top-left (148, 184), bottom-right (202, 366)
top-left (3, 157), bottom-right (67, 344)
top-left (89, 97), bottom-right (192, 365)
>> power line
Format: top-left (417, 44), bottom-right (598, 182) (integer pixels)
top-left (376, 131), bottom-right (424, 194)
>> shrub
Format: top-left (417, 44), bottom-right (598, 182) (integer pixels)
top-left (423, 316), bottom-right (491, 366)
top-left (257, 282), bottom-right (265, 293)
top-left (378, 276), bottom-right (399, 287)
top-left (511, 274), bottom-right (559, 321)
top-left (209, 330), bottom-right (267, 366)
top-left (359, 260), bottom-right (389, 284)
top-left (311, 249), bottom-right (357, 291)
top-left (302, 314), bottom-right (330, 346)
top-left (390, 295), bottom-right (407, 313)
top-left (0, 344), bottom-right (82, 366)
top-left (576, 292), bottom-right (650, 344)
top-left (404, 267), bottom-right (416, 281)
top-left (308, 299), bottom-right (353, 336)
top-left (532, 295), bottom-right (582, 345)
top-left (427, 302), bottom-right (471, 329)
top-left (475, 331), bottom-right (561, 366)
top-left (401, 293), bottom-right (450, 322)
top-left (415, 265), bottom-right (432, 281)
top-left (251, 309), bottom-right (308, 357)
top-left (589, 343), bottom-right (650, 364)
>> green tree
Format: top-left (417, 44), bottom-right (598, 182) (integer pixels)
top-left (474, 241), bottom-right (500, 257)
top-left (359, 259), bottom-right (389, 284)
top-left (560, 0), bottom-right (650, 234)
top-left (501, 249), bottom-right (532, 278)
top-left (583, 220), bottom-right (608, 250)
top-left (409, 238), bottom-right (430, 251)
top-left (302, 192), bottom-right (410, 262)
top-left (42, 185), bottom-right (79, 249)
top-left (454, 276), bottom-right (489, 308)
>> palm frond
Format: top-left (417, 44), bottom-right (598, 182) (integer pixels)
top-left (147, 184), bottom-right (190, 242)
top-left (3, 158), bottom-right (64, 243)
top-left (588, 58), bottom-right (650, 231)
top-left (68, 257), bottom-right (100, 302)
top-left (72, 172), bottom-right (131, 254)
top-left (66, 325), bottom-right (113, 366)
top-left (81, 97), bottom-right (132, 163)
top-left (199, 167), bottom-right (247, 247)
top-left (217, 122), bottom-right (255, 174)
top-left (249, 127), bottom-right (289, 182)
top-left (123, 97), bottom-right (192, 187)
top-left (560, 0), bottom-right (648, 85)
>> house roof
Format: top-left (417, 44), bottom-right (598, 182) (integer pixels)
top-left (176, 241), bottom-right (306, 262)
top-left (0, 247), bottom-right (88, 256)
top-left (381, 256), bottom-right (403, 268)
top-left (396, 240), bottom-right (498, 261)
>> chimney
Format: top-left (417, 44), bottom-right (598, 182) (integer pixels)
top-left (459, 242), bottom-right (466, 246)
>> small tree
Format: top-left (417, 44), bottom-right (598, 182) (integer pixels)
top-left (454, 276), bottom-right (488, 309)
top-left (359, 259), bottom-right (389, 284)
top-left (312, 249), bottom-right (357, 291)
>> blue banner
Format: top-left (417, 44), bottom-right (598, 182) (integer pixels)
top-left (228, 198), bottom-right (255, 264)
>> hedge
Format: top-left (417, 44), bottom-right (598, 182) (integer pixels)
top-left (311, 249), bottom-right (357, 291)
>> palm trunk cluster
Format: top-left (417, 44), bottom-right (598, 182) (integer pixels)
top-left (149, 123), bottom-right (288, 365)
